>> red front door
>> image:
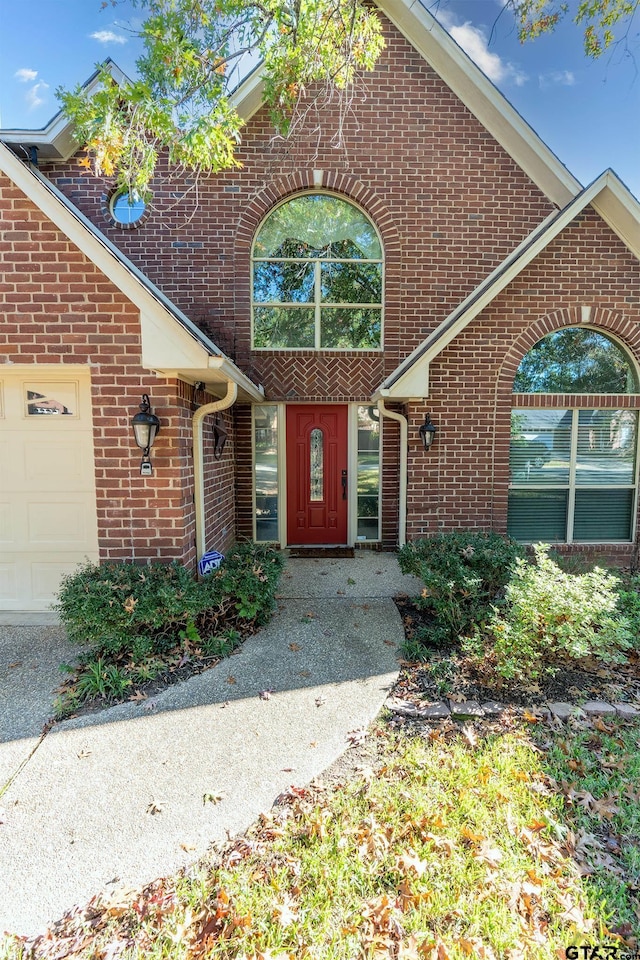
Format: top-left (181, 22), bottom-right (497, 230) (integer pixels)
top-left (286, 405), bottom-right (348, 545)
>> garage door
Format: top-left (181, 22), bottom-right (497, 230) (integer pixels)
top-left (0, 369), bottom-right (99, 611)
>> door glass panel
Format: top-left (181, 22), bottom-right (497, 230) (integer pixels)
top-left (357, 405), bottom-right (380, 540)
top-left (254, 405), bottom-right (279, 542)
top-left (310, 428), bottom-right (324, 501)
top-left (576, 410), bottom-right (637, 485)
top-left (509, 409), bottom-right (571, 485)
top-left (25, 383), bottom-right (77, 416)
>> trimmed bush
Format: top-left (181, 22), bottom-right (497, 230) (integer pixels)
top-left (486, 543), bottom-right (632, 680)
top-left (56, 542), bottom-right (283, 659)
top-left (398, 531), bottom-right (524, 648)
top-left (53, 543), bottom-right (284, 715)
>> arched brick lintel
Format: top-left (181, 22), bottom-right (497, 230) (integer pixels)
top-left (497, 307), bottom-right (640, 396)
top-left (233, 172), bottom-right (401, 257)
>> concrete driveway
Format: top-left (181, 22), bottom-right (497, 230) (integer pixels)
top-left (0, 552), bottom-right (421, 936)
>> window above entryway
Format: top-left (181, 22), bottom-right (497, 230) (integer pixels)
top-left (252, 193), bottom-right (383, 350)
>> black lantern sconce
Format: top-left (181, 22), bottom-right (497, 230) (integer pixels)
top-left (418, 413), bottom-right (437, 451)
top-left (131, 393), bottom-right (161, 475)
top-left (213, 413), bottom-right (228, 460)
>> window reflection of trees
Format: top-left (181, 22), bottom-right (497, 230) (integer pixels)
top-left (509, 328), bottom-right (639, 542)
top-left (253, 195), bottom-right (383, 350)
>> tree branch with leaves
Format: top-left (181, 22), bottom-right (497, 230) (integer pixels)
top-left (58, 0), bottom-right (384, 199)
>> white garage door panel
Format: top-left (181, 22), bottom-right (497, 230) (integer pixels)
top-left (0, 370), bottom-right (99, 611)
top-left (0, 503), bottom-right (16, 545)
top-left (23, 439), bottom-right (94, 490)
top-left (0, 564), bottom-right (19, 602)
top-left (31, 558), bottom-right (87, 602)
top-left (28, 499), bottom-right (93, 545)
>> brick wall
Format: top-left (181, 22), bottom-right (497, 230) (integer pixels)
top-left (42, 11), bottom-right (554, 398)
top-left (25, 15), bottom-right (640, 554)
top-left (406, 209), bottom-right (640, 560)
top-left (0, 173), bottom-right (236, 566)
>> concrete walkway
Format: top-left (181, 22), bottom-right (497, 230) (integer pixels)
top-left (0, 552), bottom-right (422, 936)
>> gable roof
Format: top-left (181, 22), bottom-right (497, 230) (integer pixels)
top-left (0, 141), bottom-right (263, 401)
top-left (1, 61), bottom-right (130, 163)
top-left (3, 1), bottom-right (580, 206)
top-left (233, 0), bottom-right (581, 208)
top-left (374, 169), bottom-right (640, 401)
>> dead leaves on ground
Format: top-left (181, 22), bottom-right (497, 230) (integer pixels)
top-left (9, 724), bottom-right (635, 960)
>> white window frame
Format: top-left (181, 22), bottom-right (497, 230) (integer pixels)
top-left (508, 406), bottom-right (640, 543)
top-left (251, 191), bottom-right (384, 352)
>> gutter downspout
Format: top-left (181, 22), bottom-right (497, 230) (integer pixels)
top-left (377, 398), bottom-right (408, 548)
top-left (193, 381), bottom-right (238, 560)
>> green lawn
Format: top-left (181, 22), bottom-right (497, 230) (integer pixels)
top-left (4, 716), bottom-right (638, 959)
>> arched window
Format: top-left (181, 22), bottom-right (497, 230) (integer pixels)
top-left (508, 328), bottom-right (639, 543)
top-left (252, 193), bottom-right (383, 350)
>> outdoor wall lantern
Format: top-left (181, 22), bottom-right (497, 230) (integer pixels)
top-left (131, 393), bottom-right (161, 476)
top-left (418, 413), bottom-right (437, 451)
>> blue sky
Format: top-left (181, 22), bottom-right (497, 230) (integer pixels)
top-left (0, 0), bottom-right (638, 197)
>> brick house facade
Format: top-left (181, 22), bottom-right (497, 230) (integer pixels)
top-left (2, 0), bottom-right (640, 609)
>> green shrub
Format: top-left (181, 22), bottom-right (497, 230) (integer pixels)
top-left (615, 573), bottom-right (640, 651)
top-left (53, 543), bottom-right (283, 713)
top-left (55, 542), bottom-right (283, 660)
top-left (486, 543), bottom-right (632, 681)
top-left (398, 531), bottom-right (524, 647)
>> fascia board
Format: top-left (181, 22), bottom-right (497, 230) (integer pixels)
top-left (590, 170), bottom-right (640, 258)
top-left (231, 67), bottom-right (266, 121)
top-left (376, 0), bottom-right (580, 207)
top-left (0, 62), bottom-right (130, 162)
top-left (0, 142), bottom-right (264, 398)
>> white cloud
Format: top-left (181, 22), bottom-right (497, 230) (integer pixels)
top-left (438, 11), bottom-right (528, 87)
top-left (91, 29), bottom-right (127, 44)
top-left (15, 68), bottom-right (38, 83)
top-left (26, 81), bottom-right (50, 111)
top-left (539, 70), bottom-right (576, 89)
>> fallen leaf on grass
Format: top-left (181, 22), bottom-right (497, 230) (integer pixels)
top-left (472, 840), bottom-right (503, 868)
top-left (593, 716), bottom-right (615, 733)
top-left (396, 851), bottom-right (429, 878)
top-left (461, 724), bottom-right (477, 748)
top-left (347, 728), bottom-right (367, 747)
top-left (461, 825), bottom-right (485, 845)
top-left (272, 894), bottom-right (298, 929)
top-left (526, 819), bottom-right (547, 833)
